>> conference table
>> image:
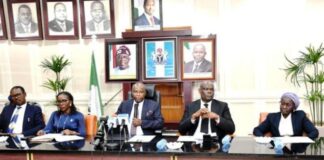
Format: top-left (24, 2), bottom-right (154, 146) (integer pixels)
top-left (0, 135), bottom-right (323, 160)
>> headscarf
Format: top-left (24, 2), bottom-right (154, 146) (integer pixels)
top-left (281, 92), bottom-right (300, 110)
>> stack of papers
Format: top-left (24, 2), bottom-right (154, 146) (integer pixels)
top-left (177, 136), bottom-right (196, 142)
top-left (31, 133), bottom-right (84, 143)
top-left (127, 135), bottom-right (155, 143)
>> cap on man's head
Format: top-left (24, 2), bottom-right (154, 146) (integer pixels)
top-left (117, 46), bottom-right (131, 56)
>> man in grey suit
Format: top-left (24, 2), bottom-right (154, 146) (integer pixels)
top-left (48, 2), bottom-right (73, 32)
top-left (184, 43), bottom-right (212, 73)
top-left (15, 5), bottom-right (38, 34)
top-left (178, 81), bottom-right (235, 141)
top-left (86, 1), bottom-right (110, 33)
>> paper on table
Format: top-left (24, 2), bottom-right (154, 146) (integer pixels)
top-left (177, 136), bottom-right (196, 142)
top-left (275, 136), bottom-right (314, 144)
top-left (0, 136), bottom-right (8, 143)
top-left (127, 135), bottom-right (155, 143)
top-left (254, 137), bottom-right (272, 144)
top-left (31, 133), bottom-right (84, 142)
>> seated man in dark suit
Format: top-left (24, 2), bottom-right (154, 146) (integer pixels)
top-left (0, 86), bottom-right (45, 136)
top-left (48, 2), bottom-right (73, 32)
top-left (178, 81), bottom-right (235, 141)
top-left (134, 0), bottom-right (161, 26)
top-left (115, 82), bottom-right (163, 136)
top-left (184, 43), bottom-right (212, 73)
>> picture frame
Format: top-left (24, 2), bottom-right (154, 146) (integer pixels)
top-left (0, 1), bottom-right (7, 40)
top-left (131, 0), bottom-right (162, 32)
top-left (105, 39), bottom-right (139, 81)
top-left (7, 0), bottom-right (43, 41)
top-left (179, 35), bottom-right (216, 80)
top-left (80, 0), bottom-right (115, 39)
top-left (143, 37), bottom-right (177, 81)
top-left (43, 0), bottom-right (79, 40)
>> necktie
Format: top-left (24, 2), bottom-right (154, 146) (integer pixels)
top-left (7, 106), bottom-right (22, 133)
top-left (200, 103), bottom-right (209, 134)
top-left (150, 17), bottom-right (155, 25)
top-left (60, 23), bottom-right (66, 32)
top-left (131, 103), bottom-right (139, 136)
top-left (193, 63), bottom-right (199, 72)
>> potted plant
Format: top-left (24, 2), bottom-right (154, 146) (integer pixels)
top-left (283, 44), bottom-right (324, 126)
top-left (40, 55), bottom-right (72, 96)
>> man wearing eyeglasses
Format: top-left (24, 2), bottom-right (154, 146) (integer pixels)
top-left (0, 86), bottom-right (45, 136)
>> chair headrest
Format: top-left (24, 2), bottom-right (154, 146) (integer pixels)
top-left (145, 85), bottom-right (156, 98)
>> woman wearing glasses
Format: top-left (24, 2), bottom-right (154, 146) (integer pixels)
top-left (37, 91), bottom-right (86, 137)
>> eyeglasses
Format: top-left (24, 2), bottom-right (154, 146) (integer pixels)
top-left (56, 99), bottom-right (69, 104)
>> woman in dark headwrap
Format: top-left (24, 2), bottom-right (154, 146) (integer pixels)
top-left (253, 92), bottom-right (318, 140)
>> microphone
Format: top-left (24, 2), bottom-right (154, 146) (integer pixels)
top-left (120, 119), bottom-right (126, 132)
top-left (93, 116), bottom-right (108, 149)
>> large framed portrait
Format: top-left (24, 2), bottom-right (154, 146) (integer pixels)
top-left (132, 0), bottom-right (162, 32)
top-left (179, 36), bottom-right (216, 80)
top-left (0, 1), bottom-right (7, 40)
top-left (7, 0), bottom-right (43, 41)
top-left (105, 39), bottom-right (139, 81)
top-left (80, 0), bottom-right (115, 39)
top-left (143, 37), bottom-right (177, 81)
top-left (43, 0), bottom-right (79, 40)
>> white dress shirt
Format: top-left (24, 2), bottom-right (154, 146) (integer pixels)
top-left (128, 100), bottom-right (144, 136)
top-left (12, 103), bottom-right (27, 134)
top-left (279, 113), bottom-right (294, 136)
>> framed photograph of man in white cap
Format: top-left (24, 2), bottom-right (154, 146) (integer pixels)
top-left (105, 39), bottom-right (139, 81)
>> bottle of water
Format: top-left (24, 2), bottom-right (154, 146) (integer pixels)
top-left (221, 135), bottom-right (231, 152)
top-left (156, 138), bottom-right (168, 151)
top-left (273, 138), bottom-right (284, 155)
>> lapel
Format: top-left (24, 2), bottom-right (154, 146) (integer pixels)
top-left (291, 112), bottom-right (297, 135)
top-left (141, 100), bottom-right (149, 119)
top-left (273, 113), bottom-right (281, 136)
top-left (22, 104), bottom-right (30, 130)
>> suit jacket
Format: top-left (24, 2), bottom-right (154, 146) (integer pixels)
top-left (178, 99), bottom-right (235, 140)
top-left (116, 99), bottom-right (164, 135)
top-left (15, 22), bottom-right (38, 34)
top-left (134, 14), bottom-right (161, 26)
top-left (253, 111), bottom-right (319, 140)
top-left (184, 59), bottom-right (212, 73)
top-left (48, 19), bottom-right (73, 32)
top-left (0, 103), bottom-right (45, 136)
top-left (86, 19), bottom-right (110, 32)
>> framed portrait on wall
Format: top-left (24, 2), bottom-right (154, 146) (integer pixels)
top-left (0, 1), bottom-right (7, 40)
top-left (143, 37), bottom-right (177, 81)
top-left (105, 39), bottom-right (139, 81)
top-left (80, 0), bottom-right (115, 39)
top-left (179, 35), bottom-right (216, 80)
top-left (7, 0), bottom-right (43, 40)
top-left (131, 0), bottom-right (162, 32)
top-left (43, 0), bottom-right (79, 40)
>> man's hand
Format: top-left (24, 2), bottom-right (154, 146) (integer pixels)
top-left (132, 118), bottom-right (142, 127)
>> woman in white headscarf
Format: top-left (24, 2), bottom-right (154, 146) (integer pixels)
top-left (253, 92), bottom-right (318, 140)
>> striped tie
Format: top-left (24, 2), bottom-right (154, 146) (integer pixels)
top-left (7, 106), bottom-right (21, 133)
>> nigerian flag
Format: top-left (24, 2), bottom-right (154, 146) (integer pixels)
top-left (89, 53), bottom-right (103, 117)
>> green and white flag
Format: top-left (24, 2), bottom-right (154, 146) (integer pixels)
top-left (89, 53), bottom-right (103, 117)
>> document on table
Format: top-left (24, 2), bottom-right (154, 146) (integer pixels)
top-left (177, 136), bottom-right (196, 142)
top-left (127, 135), bottom-right (155, 143)
top-left (0, 136), bottom-right (8, 143)
top-left (254, 136), bottom-right (314, 144)
top-left (31, 133), bottom-right (84, 142)
top-left (275, 136), bottom-right (314, 144)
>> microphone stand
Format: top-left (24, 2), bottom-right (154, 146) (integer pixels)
top-left (105, 123), bottom-right (119, 150)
